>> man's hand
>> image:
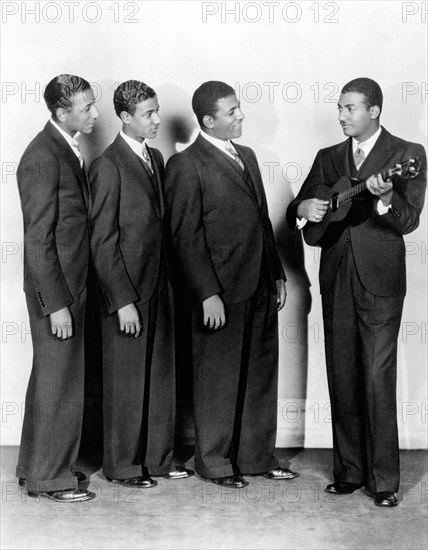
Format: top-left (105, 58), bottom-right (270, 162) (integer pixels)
top-left (297, 198), bottom-right (329, 223)
top-left (118, 303), bottom-right (142, 337)
top-left (366, 174), bottom-right (393, 206)
top-left (202, 294), bottom-right (226, 330)
top-left (276, 279), bottom-right (287, 311)
top-left (50, 307), bottom-right (73, 340)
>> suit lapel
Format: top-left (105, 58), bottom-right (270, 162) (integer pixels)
top-left (194, 135), bottom-right (258, 204)
top-left (356, 128), bottom-right (395, 181)
top-left (233, 142), bottom-right (263, 205)
top-left (112, 134), bottom-right (161, 214)
top-left (44, 121), bottom-right (90, 209)
top-left (331, 138), bottom-right (352, 179)
top-left (147, 146), bottom-right (165, 214)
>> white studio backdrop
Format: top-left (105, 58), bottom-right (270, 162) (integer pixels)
top-left (1, 0), bottom-right (427, 447)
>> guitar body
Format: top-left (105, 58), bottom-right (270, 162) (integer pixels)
top-left (302, 176), bottom-right (354, 247)
top-left (301, 157), bottom-right (420, 247)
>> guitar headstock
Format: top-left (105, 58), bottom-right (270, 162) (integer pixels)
top-left (389, 157), bottom-right (421, 179)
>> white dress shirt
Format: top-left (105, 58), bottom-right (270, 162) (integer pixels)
top-left (200, 130), bottom-right (240, 159)
top-left (50, 118), bottom-right (83, 166)
top-left (119, 130), bottom-right (151, 162)
top-left (352, 126), bottom-right (382, 168)
top-left (352, 126), bottom-right (390, 215)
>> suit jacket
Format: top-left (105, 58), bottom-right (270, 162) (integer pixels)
top-left (89, 134), bottom-right (165, 314)
top-left (287, 128), bottom-right (427, 296)
top-left (17, 121), bottom-right (90, 315)
top-left (164, 134), bottom-right (285, 304)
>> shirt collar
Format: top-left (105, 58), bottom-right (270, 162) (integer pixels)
top-left (352, 126), bottom-right (382, 155)
top-left (49, 118), bottom-right (80, 149)
top-left (120, 130), bottom-right (147, 158)
top-left (200, 130), bottom-right (235, 154)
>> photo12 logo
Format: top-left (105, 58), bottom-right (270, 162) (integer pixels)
top-left (1, 1), bottom-right (140, 24)
top-left (201, 1), bottom-right (340, 24)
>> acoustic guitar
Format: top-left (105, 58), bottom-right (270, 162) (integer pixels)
top-left (302, 157), bottom-right (421, 247)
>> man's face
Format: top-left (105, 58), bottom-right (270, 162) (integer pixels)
top-left (338, 91), bottom-right (378, 142)
top-left (208, 94), bottom-right (245, 141)
top-left (124, 95), bottom-right (161, 141)
top-left (62, 89), bottom-right (99, 135)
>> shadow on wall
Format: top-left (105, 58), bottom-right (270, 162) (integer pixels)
top-left (246, 100), bottom-right (312, 447)
top-left (154, 83), bottom-right (199, 160)
top-left (155, 84), bottom-right (198, 447)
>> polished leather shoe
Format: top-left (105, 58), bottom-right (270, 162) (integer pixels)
top-left (263, 468), bottom-right (299, 480)
top-left (106, 476), bottom-right (157, 488)
top-left (212, 475), bottom-right (249, 488)
top-left (163, 468), bottom-right (194, 480)
top-left (27, 488), bottom-right (95, 502)
top-left (325, 481), bottom-right (363, 494)
top-left (374, 491), bottom-right (398, 507)
top-left (19, 471), bottom-right (87, 489)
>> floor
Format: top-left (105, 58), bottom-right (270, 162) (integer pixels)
top-left (1, 447), bottom-right (426, 550)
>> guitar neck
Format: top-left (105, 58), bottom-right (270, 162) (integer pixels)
top-left (337, 167), bottom-right (400, 205)
top-left (344, 180), bottom-right (367, 201)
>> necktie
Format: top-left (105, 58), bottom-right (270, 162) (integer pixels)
top-left (71, 139), bottom-right (84, 168)
top-left (353, 142), bottom-right (366, 168)
top-left (141, 144), bottom-right (153, 173)
top-left (225, 142), bottom-right (244, 171)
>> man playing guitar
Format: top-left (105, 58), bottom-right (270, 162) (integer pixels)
top-left (287, 77), bottom-right (426, 507)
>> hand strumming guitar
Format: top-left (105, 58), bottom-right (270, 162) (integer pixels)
top-left (297, 198), bottom-right (329, 223)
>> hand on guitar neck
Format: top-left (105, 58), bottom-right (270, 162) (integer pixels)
top-left (366, 173), bottom-right (392, 206)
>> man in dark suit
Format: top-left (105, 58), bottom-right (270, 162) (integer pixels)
top-left (164, 81), bottom-right (298, 488)
top-left (16, 74), bottom-right (99, 502)
top-left (287, 77), bottom-right (427, 507)
top-left (89, 80), bottom-right (193, 487)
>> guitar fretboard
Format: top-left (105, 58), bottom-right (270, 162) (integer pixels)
top-left (336, 165), bottom-right (404, 207)
top-left (340, 181), bottom-right (367, 204)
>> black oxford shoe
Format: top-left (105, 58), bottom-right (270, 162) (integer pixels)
top-left (162, 468), bottom-right (195, 479)
top-left (263, 468), bottom-right (299, 480)
top-left (27, 488), bottom-right (95, 502)
top-left (19, 471), bottom-right (87, 488)
top-left (374, 491), bottom-right (398, 507)
top-left (325, 481), bottom-right (363, 494)
top-left (211, 475), bottom-right (249, 488)
top-left (106, 476), bottom-right (157, 488)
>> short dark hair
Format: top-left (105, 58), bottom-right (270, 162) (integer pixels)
top-left (43, 74), bottom-right (91, 116)
top-left (113, 80), bottom-right (156, 117)
top-left (192, 81), bottom-right (236, 128)
top-left (341, 77), bottom-right (383, 115)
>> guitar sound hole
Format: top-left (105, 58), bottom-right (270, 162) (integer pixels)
top-left (330, 194), bottom-right (339, 212)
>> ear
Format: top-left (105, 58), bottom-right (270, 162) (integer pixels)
top-left (202, 114), bottom-right (214, 129)
top-left (369, 105), bottom-right (380, 120)
top-left (120, 111), bottom-right (131, 124)
top-left (55, 107), bottom-right (68, 122)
